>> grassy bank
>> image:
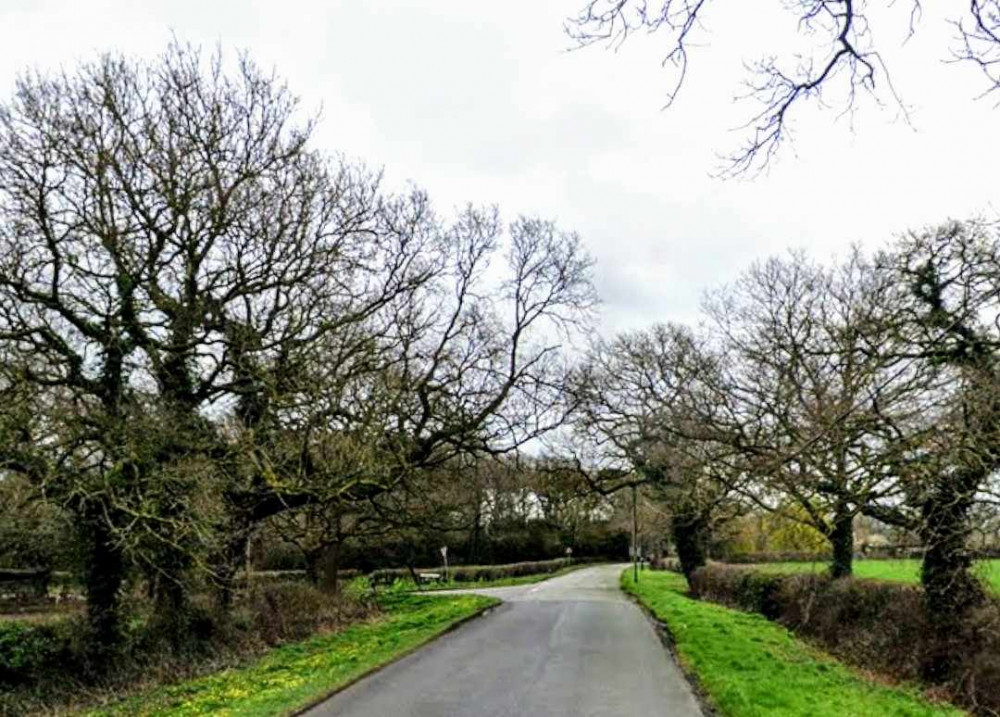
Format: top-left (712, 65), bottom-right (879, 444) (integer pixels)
top-left (86, 593), bottom-right (497, 716)
top-left (752, 559), bottom-right (1000, 592)
top-left (622, 570), bottom-right (962, 716)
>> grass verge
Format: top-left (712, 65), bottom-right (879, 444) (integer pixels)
top-left (622, 570), bottom-right (963, 717)
top-left (86, 593), bottom-right (497, 716)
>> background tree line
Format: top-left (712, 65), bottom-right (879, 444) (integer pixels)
top-left (566, 222), bottom-right (1000, 642)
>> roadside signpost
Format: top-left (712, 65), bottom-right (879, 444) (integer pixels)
top-left (440, 546), bottom-right (449, 582)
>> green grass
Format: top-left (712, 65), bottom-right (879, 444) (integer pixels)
top-left (87, 593), bottom-right (497, 716)
top-left (753, 558), bottom-right (1000, 592)
top-left (622, 570), bottom-right (963, 716)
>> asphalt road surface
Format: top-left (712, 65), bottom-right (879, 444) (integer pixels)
top-left (306, 564), bottom-right (703, 717)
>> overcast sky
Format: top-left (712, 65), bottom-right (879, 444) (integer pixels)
top-left (2, 1), bottom-right (998, 334)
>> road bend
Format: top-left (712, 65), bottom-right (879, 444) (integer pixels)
top-left (306, 563), bottom-right (703, 717)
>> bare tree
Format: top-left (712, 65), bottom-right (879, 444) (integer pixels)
top-left (567, 1), bottom-right (1000, 175)
top-left (705, 249), bottom-right (941, 577)
top-left (0, 40), bottom-right (598, 659)
top-left (570, 323), bottom-right (745, 577)
top-left (0, 42), bottom-right (431, 649)
top-left (233, 205), bottom-right (599, 588)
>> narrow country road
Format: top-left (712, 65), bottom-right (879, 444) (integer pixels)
top-left (306, 564), bottom-right (703, 717)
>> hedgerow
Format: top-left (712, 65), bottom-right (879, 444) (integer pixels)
top-left (688, 564), bottom-right (1000, 715)
top-left (368, 557), bottom-right (593, 586)
top-left (0, 580), bottom-right (375, 714)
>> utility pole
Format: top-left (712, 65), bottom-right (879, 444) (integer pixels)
top-left (632, 483), bottom-right (639, 584)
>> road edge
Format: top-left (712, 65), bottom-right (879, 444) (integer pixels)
top-left (621, 575), bottom-right (716, 717)
top-left (289, 599), bottom-right (501, 716)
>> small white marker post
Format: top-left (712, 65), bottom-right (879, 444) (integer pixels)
top-left (440, 546), bottom-right (449, 582)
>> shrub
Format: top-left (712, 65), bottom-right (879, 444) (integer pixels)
top-left (0, 621), bottom-right (68, 685)
top-left (247, 582), bottom-right (369, 645)
top-left (689, 565), bottom-right (786, 618)
top-left (649, 557), bottom-right (682, 573)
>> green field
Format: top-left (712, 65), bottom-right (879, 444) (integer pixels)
top-left (86, 593), bottom-right (497, 716)
top-left (752, 558), bottom-right (1000, 592)
top-left (623, 570), bottom-right (962, 716)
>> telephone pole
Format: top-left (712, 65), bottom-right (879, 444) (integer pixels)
top-left (632, 483), bottom-right (639, 583)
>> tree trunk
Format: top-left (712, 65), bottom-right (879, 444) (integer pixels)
top-left (321, 539), bottom-right (342, 595)
top-left (829, 509), bottom-right (854, 579)
top-left (469, 509), bottom-right (482, 565)
top-left (672, 511), bottom-right (707, 580)
top-left (755, 514), bottom-right (767, 552)
top-left (145, 567), bottom-right (159, 601)
top-left (920, 473), bottom-right (984, 616)
top-left (919, 470), bottom-right (986, 681)
top-left (305, 550), bottom-right (322, 585)
top-left (215, 527), bottom-right (251, 610)
top-left (151, 531), bottom-right (192, 638)
top-left (152, 575), bottom-right (191, 647)
top-left (81, 511), bottom-right (126, 661)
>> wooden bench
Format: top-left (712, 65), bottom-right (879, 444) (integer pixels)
top-left (417, 572), bottom-right (443, 584)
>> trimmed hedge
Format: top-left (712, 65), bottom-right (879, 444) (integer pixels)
top-left (369, 557), bottom-right (594, 586)
top-left (722, 551), bottom-right (832, 564)
top-left (689, 564), bottom-right (786, 618)
top-left (688, 564), bottom-right (1000, 715)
